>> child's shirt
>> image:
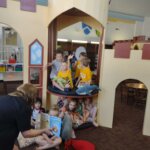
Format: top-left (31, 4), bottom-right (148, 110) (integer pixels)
top-left (74, 61), bottom-right (82, 78)
top-left (57, 70), bottom-right (73, 88)
top-left (76, 102), bottom-right (84, 116)
top-left (50, 60), bottom-right (62, 79)
top-left (80, 67), bottom-right (92, 83)
top-left (32, 109), bottom-right (40, 120)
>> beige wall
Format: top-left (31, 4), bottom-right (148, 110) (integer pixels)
top-left (0, 0), bottom-right (48, 106)
top-left (100, 49), bottom-right (150, 136)
top-left (48, 0), bottom-right (109, 27)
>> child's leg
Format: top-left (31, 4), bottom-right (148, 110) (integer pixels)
top-left (83, 109), bottom-right (90, 122)
top-left (35, 136), bottom-right (48, 146)
top-left (36, 136), bottom-right (62, 150)
top-left (52, 80), bottom-right (64, 91)
top-left (90, 106), bottom-right (98, 127)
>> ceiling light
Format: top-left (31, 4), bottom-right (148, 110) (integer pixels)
top-left (91, 41), bottom-right (99, 44)
top-left (72, 40), bottom-right (88, 43)
top-left (57, 38), bottom-right (68, 42)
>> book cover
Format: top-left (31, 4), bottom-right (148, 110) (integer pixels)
top-left (40, 113), bottom-right (49, 129)
top-left (49, 116), bottom-right (62, 137)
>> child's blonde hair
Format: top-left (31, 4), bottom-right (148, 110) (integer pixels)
top-left (49, 105), bottom-right (59, 116)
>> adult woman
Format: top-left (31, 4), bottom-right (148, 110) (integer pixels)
top-left (0, 83), bottom-right (51, 150)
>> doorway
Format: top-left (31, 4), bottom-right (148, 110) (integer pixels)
top-left (113, 79), bottom-right (147, 134)
top-left (0, 23), bottom-right (23, 95)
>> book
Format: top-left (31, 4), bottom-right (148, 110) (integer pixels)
top-left (40, 113), bottom-right (49, 129)
top-left (49, 116), bottom-right (62, 137)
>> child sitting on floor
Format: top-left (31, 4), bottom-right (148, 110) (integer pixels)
top-left (35, 105), bottom-right (62, 150)
top-left (52, 55), bottom-right (73, 91)
top-left (67, 99), bottom-right (84, 129)
top-left (83, 98), bottom-right (98, 127)
top-left (31, 98), bottom-right (45, 128)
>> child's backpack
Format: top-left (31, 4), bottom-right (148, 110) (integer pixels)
top-left (65, 139), bottom-right (95, 150)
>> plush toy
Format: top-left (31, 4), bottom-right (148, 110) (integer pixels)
top-left (76, 85), bottom-right (100, 95)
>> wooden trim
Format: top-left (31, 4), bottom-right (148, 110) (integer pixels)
top-left (97, 25), bottom-right (104, 84)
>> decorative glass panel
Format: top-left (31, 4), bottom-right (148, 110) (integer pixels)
top-left (29, 40), bottom-right (43, 66)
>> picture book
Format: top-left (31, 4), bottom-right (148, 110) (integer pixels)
top-left (40, 113), bottom-right (49, 129)
top-left (49, 116), bottom-right (62, 137)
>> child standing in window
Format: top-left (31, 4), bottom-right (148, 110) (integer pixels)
top-left (46, 50), bottom-right (63, 79)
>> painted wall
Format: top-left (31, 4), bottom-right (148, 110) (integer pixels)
top-left (105, 21), bottom-right (135, 44)
top-left (134, 21), bottom-right (143, 36)
top-left (100, 49), bottom-right (150, 136)
top-left (48, 0), bottom-right (109, 27)
top-left (0, 0), bottom-right (48, 105)
top-left (143, 17), bottom-right (150, 37)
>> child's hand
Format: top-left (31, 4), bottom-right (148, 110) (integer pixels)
top-left (44, 63), bottom-right (52, 70)
top-left (61, 107), bottom-right (66, 112)
top-left (65, 83), bottom-right (70, 88)
top-left (68, 55), bottom-right (73, 60)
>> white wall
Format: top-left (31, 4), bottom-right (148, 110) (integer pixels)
top-left (105, 21), bottom-right (135, 44)
top-left (134, 21), bottom-right (143, 36)
top-left (99, 49), bottom-right (150, 136)
top-left (143, 17), bottom-right (150, 37)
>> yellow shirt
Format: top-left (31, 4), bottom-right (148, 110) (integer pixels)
top-left (80, 67), bottom-right (92, 83)
top-left (57, 70), bottom-right (73, 88)
top-left (75, 61), bottom-right (82, 78)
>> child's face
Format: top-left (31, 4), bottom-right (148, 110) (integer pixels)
top-left (56, 53), bottom-right (63, 62)
top-left (85, 98), bottom-right (91, 105)
top-left (60, 62), bottom-right (68, 71)
top-left (69, 101), bottom-right (76, 111)
top-left (50, 110), bottom-right (59, 116)
top-left (34, 102), bottom-right (41, 110)
top-left (79, 55), bottom-right (85, 61)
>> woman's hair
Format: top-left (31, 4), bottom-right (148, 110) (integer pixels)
top-left (9, 83), bottom-right (37, 105)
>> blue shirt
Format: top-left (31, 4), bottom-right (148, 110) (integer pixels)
top-left (50, 60), bottom-right (62, 79)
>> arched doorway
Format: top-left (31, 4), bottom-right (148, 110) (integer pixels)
top-left (0, 23), bottom-right (23, 95)
top-left (47, 7), bottom-right (104, 86)
top-left (113, 79), bottom-right (148, 134)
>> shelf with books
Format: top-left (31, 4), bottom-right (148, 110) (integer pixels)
top-left (0, 63), bottom-right (23, 73)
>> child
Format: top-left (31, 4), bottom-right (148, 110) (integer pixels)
top-left (76, 98), bottom-right (84, 116)
top-left (76, 57), bottom-right (92, 87)
top-left (74, 52), bottom-right (87, 80)
top-left (67, 99), bottom-right (84, 129)
top-left (52, 55), bottom-right (73, 91)
top-left (84, 98), bottom-right (98, 127)
top-left (31, 98), bottom-right (45, 128)
top-left (35, 105), bottom-right (62, 150)
top-left (57, 97), bottom-right (68, 118)
top-left (46, 50), bottom-right (63, 79)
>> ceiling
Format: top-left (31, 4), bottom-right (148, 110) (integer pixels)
top-left (109, 0), bottom-right (150, 17)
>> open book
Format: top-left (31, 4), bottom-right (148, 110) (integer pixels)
top-left (49, 116), bottom-right (62, 137)
top-left (34, 113), bottom-right (62, 137)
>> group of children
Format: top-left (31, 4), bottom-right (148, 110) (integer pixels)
top-left (19, 49), bottom-right (98, 149)
top-left (47, 50), bottom-right (92, 92)
top-left (26, 95), bottom-right (98, 149)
